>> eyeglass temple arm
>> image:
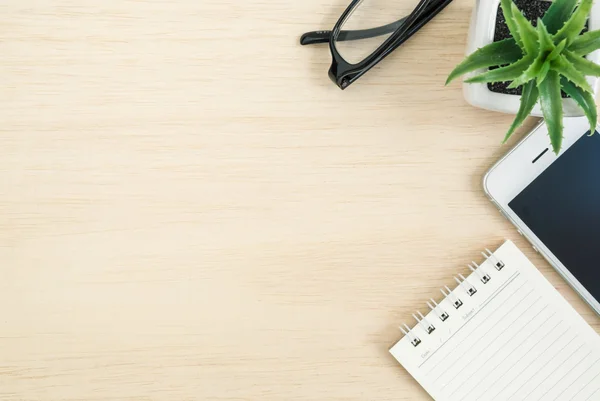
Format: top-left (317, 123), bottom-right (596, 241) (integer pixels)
top-left (300, 17), bottom-right (408, 45)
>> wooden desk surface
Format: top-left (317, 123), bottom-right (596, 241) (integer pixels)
top-left (1, 1), bottom-right (598, 399)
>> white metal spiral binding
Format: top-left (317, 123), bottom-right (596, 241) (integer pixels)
top-left (483, 248), bottom-right (505, 271)
top-left (400, 248), bottom-right (505, 348)
top-left (413, 311), bottom-right (435, 334)
top-left (455, 274), bottom-right (477, 296)
top-left (427, 298), bottom-right (449, 322)
top-left (469, 261), bottom-right (491, 284)
top-left (441, 285), bottom-right (463, 309)
top-left (400, 323), bottom-right (421, 347)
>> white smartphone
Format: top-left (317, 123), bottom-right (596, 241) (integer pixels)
top-left (484, 116), bottom-right (600, 316)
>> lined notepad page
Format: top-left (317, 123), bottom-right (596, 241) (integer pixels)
top-left (390, 241), bottom-right (600, 401)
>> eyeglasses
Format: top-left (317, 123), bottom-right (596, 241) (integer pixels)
top-left (301, 0), bottom-right (455, 90)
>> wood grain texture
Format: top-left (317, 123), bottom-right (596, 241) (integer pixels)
top-left (0, 1), bottom-right (597, 400)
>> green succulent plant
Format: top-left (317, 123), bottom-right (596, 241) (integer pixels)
top-left (447, 0), bottom-right (600, 153)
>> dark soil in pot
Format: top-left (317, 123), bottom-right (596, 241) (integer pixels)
top-left (488, 0), bottom-right (552, 96)
top-left (488, 0), bottom-right (588, 96)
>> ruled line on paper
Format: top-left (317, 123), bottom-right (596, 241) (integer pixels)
top-left (440, 294), bottom-right (542, 392)
top-left (429, 282), bottom-right (532, 383)
top-left (567, 371), bottom-right (600, 401)
top-left (534, 351), bottom-right (594, 401)
top-left (418, 271), bottom-right (522, 371)
top-left (447, 299), bottom-right (548, 399)
top-left (427, 283), bottom-right (529, 382)
top-left (424, 275), bottom-right (526, 378)
top-left (584, 388), bottom-right (600, 401)
top-left (552, 357), bottom-right (600, 401)
top-left (521, 343), bottom-right (586, 401)
top-left (503, 334), bottom-right (577, 401)
top-left (491, 326), bottom-right (571, 401)
top-left (478, 320), bottom-right (565, 401)
top-left (457, 311), bottom-right (559, 401)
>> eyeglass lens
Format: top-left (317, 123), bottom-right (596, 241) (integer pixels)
top-left (334, 0), bottom-right (423, 64)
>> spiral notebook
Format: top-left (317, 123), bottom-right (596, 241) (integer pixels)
top-left (390, 240), bottom-right (600, 401)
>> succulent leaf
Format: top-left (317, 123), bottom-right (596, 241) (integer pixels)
top-left (510, 3), bottom-right (540, 54)
top-left (561, 77), bottom-right (597, 132)
top-left (445, 39), bottom-right (522, 84)
top-left (548, 39), bottom-right (568, 61)
top-left (552, 55), bottom-right (594, 92)
top-left (554, 0), bottom-right (594, 45)
top-left (564, 49), bottom-right (600, 76)
top-left (539, 71), bottom-right (564, 154)
top-left (542, 0), bottom-right (578, 34)
top-left (508, 21), bottom-right (555, 88)
top-left (568, 30), bottom-right (600, 55)
top-left (507, 57), bottom-right (545, 88)
top-left (504, 81), bottom-right (539, 143)
top-left (465, 56), bottom-right (534, 84)
top-left (538, 19), bottom-right (558, 54)
top-left (537, 60), bottom-right (552, 85)
top-left (500, 0), bottom-right (524, 50)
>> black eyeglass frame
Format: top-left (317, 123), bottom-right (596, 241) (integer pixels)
top-left (301, 0), bottom-right (455, 90)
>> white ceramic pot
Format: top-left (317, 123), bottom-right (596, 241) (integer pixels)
top-left (463, 0), bottom-right (600, 116)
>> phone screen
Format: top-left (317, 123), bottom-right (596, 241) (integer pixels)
top-left (508, 132), bottom-right (600, 303)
